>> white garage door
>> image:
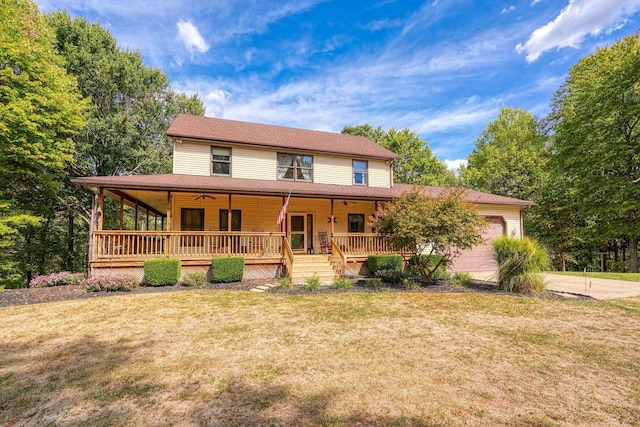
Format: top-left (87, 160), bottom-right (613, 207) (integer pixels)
top-left (449, 217), bottom-right (505, 272)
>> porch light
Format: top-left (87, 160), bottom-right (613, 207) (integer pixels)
top-left (96, 207), bottom-right (102, 215)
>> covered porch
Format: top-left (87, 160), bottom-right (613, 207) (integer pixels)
top-left (73, 174), bottom-right (398, 279)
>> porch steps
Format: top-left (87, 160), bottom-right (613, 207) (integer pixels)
top-left (290, 255), bottom-right (337, 283)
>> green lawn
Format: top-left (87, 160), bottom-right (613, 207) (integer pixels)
top-left (547, 271), bottom-right (640, 282)
top-left (2, 291), bottom-right (639, 426)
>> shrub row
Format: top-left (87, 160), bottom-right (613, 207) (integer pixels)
top-left (83, 275), bottom-right (139, 292)
top-left (29, 272), bottom-right (85, 288)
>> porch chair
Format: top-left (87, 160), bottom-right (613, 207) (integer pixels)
top-left (319, 231), bottom-right (331, 254)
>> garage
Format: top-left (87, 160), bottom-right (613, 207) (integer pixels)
top-left (449, 216), bottom-right (505, 272)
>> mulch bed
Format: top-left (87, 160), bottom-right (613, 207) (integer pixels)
top-left (0, 278), bottom-right (590, 308)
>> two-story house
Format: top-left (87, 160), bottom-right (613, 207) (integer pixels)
top-left (72, 114), bottom-right (532, 282)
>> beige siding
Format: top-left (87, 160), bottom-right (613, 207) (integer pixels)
top-left (368, 159), bottom-right (391, 188)
top-left (173, 141), bottom-right (394, 188)
top-left (169, 193), bottom-right (379, 252)
top-left (314, 155), bottom-right (352, 185)
top-left (476, 204), bottom-right (522, 238)
top-left (172, 193), bottom-right (283, 232)
top-left (232, 147), bottom-right (277, 180)
top-left (172, 142), bottom-right (210, 176)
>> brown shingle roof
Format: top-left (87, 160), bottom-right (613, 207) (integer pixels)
top-left (166, 114), bottom-right (401, 160)
top-left (71, 174), bottom-right (534, 206)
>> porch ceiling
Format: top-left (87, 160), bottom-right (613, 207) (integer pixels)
top-left (104, 189), bottom-right (168, 214)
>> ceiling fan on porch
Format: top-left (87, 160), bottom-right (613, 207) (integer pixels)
top-left (194, 194), bottom-right (216, 201)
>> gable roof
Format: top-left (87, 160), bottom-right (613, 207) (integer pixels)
top-left (72, 174), bottom-right (534, 208)
top-left (167, 114), bottom-right (401, 160)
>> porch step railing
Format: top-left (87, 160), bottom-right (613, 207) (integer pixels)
top-left (332, 233), bottom-right (393, 255)
top-left (92, 231), bottom-right (285, 260)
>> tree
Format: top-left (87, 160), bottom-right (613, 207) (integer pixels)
top-left (461, 106), bottom-right (547, 201)
top-left (370, 188), bottom-right (486, 281)
top-left (342, 125), bottom-right (456, 186)
top-left (42, 12), bottom-right (205, 277)
top-left (47, 11), bottom-right (205, 177)
top-left (0, 0), bottom-right (87, 287)
top-left (549, 33), bottom-right (640, 272)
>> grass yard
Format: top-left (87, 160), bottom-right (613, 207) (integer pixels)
top-left (1, 291), bottom-right (639, 426)
top-left (547, 271), bottom-right (640, 283)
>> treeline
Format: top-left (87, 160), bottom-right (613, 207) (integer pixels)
top-left (344, 33), bottom-right (640, 273)
top-left (0, 0), bottom-right (204, 287)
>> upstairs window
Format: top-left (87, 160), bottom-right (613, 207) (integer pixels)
top-left (353, 160), bottom-right (368, 185)
top-left (278, 153), bottom-right (313, 182)
top-left (212, 147), bottom-right (231, 176)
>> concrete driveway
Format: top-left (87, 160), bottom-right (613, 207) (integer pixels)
top-left (467, 271), bottom-right (640, 300)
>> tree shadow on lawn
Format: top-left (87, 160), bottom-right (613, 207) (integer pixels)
top-left (0, 333), bottom-right (157, 426)
top-left (1, 333), bottom-right (442, 426)
top-left (188, 378), bottom-right (443, 427)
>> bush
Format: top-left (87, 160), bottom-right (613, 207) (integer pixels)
top-left (374, 269), bottom-right (405, 285)
top-left (304, 274), bottom-right (321, 292)
top-left (366, 277), bottom-right (385, 290)
top-left (183, 271), bottom-right (207, 286)
top-left (453, 272), bottom-right (473, 287)
top-left (493, 236), bottom-right (548, 293)
top-left (144, 259), bottom-right (181, 286)
top-left (82, 275), bottom-right (138, 292)
top-left (277, 277), bottom-right (294, 290)
top-left (367, 254), bottom-right (404, 275)
top-left (211, 257), bottom-right (244, 283)
top-left (330, 277), bottom-right (353, 290)
top-left (29, 271), bottom-right (84, 288)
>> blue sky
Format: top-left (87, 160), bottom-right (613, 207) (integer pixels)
top-left (35, 0), bottom-right (640, 169)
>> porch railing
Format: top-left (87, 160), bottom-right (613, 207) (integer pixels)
top-left (332, 233), bottom-right (393, 255)
top-left (330, 238), bottom-right (346, 276)
top-left (282, 237), bottom-right (294, 278)
top-left (92, 231), bottom-right (285, 260)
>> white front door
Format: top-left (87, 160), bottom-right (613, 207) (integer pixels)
top-left (288, 213), bottom-right (307, 252)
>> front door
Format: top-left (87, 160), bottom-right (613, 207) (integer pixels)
top-left (288, 213), bottom-right (306, 252)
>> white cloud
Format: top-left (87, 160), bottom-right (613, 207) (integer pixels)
top-left (501, 6), bottom-right (515, 14)
top-left (176, 20), bottom-right (209, 53)
top-left (443, 159), bottom-right (467, 171)
top-left (516, 0), bottom-right (640, 62)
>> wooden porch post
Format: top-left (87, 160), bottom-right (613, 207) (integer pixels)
top-left (119, 197), bottom-right (124, 230)
top-left (227, 194), bottom-right (232, 232)
top-left (330, 199), bottom-right (335, 236)
top-left (146, 209), bottom-right (149, 231)
top-left (88, 191), bottom-right (97, 277)
top-left (166, 192), bottom-right (172, 231)
top-left (166, 192), bottom-right (172, 257)
top-left (97, 188), bottom-right (104, 231)
top-left (134, 201), bottom-right (139, 231)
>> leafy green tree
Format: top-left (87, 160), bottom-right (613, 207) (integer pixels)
top-left (43, 12), bottom-right (205, 277)
top-left (461, 106), bottom-right (547, 201)
top-left (0, 0), bottom-right (87, 287)
top-left (342, 125), bottom-right (456, 186)
top-left (370, 188), bottom-right (486, 281)
top-left (47, 11), bottom-right (205, 177)
top-left (549, 33), bottom-right (640, 272)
